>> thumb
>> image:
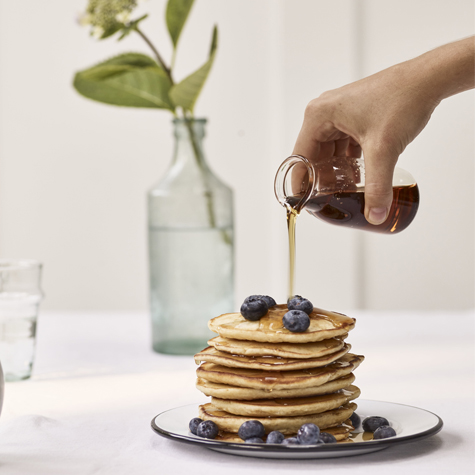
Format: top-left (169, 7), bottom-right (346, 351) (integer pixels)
top-left (362, 146), bottom-right (398, 225)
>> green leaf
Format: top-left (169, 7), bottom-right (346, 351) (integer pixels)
top-left (169, 25), bottom-right (218, 113)
top-left (96, 22), bottom-right (123, 40)
top-left (73, 53), bottom-right (175, 110)
top-left (166, 0), bottom-right (194, 48)
top-left (209, 24), bottom-right (218, 56)
top-left (118, 14), bottom-right (148, 41)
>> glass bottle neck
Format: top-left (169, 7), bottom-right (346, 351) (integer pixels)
top-left (172, 118), bottom-right (207, 167)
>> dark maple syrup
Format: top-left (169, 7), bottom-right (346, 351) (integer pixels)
top-left (288, 184), bottom-right (420, 234)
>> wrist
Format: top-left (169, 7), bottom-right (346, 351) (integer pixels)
top-left (410, 36), bottom-right (475, 103)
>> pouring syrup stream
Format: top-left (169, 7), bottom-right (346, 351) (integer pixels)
top-left (286, 205), bottom-right (298, 300)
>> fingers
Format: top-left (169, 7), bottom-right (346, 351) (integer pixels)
top-left (362, 144), bottom-right (398, 225)
top-left (292, 121), bottom-right (322, 162)
top-left (334, 138), bottom-right (350, 157)
top-left (346, 137), bottom-right (362, 157)
top-left (293, 100), bottom-right (349, 162)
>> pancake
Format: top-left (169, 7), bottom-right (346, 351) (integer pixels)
top-left (196, 373), bottom-right (356, 400)
top-left (211, 385), bottom-right (360, 417)
top-left (194, 344), bottom-right (351, 371)
top-left (208, 335), bottom-right (348, 359)
top-left (199, 402), bottom-right (357, 434)
top-left (196, 353), bottom-right (364, 390)
top-left (216, 421), bottom-right (353, 443)
top-left (208, 304), bottom-right (355, 343)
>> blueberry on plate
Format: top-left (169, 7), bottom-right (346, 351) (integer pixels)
top-left (287, 296), bottom-right (313, 315)
top-left (373, 425), bottom-right (397, 440)
top-left (245, 437), bottom-right (264, 444)
top-left (238, 420), bottom-right (266, 440)
top-left (283, 310), bottom-right (310, 332)
top-left (189, 417), bottom-right (203, 435)
top-left (349, 412), bottom-right (361, 430)
top-left (297, 423), bottom-right (320, 445)
top-left (196, 420), bottom-right (219, 439)
top-left (240, 297), bottom-right (268, 321)
top-left (362, 416), bottom-right (390, 432)
top-left (319, 432), bottom-right (337, 444)
top-left (282, 437), bottom-right (299, 445)
top-left (266, 431), bottom-right (285, 444)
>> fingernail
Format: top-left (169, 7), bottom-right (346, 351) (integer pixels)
top-left (368, 207), bottom-right (388, 225)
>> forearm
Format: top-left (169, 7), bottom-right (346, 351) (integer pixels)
top-left (407, 36), bottom-right (475, 103)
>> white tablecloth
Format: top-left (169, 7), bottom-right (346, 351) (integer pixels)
top-left (0, 310), bottom-right (473, 474)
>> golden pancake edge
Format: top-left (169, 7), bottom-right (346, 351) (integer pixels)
top-left (211, 385), bottom-right (360, 417)
top-left (208, 334), bottom-right (348, 359)
top-left (199, 402), bottom-right (357, 434)
top-left (197, 353), bottom-right (364, 390)
top-left (194, 344), bottom-right (351, 371)
top-left (195, 373), bottom-right (356, 400)
top-left (208, 304), bottom-right (355, 343)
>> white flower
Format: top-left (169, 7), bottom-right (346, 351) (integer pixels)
top-left (77, 12), bottom-right (92, 26)
top-left (116, 10), bottom-right (131, 23)
top-left (91, 26), bottom-right (105, 39)
top-left (82, 0), bottom-right (138, 38)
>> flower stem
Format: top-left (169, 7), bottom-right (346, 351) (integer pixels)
top-left (183, 114), bottom-right (216, 228)
top-left (135, 27), bottom-right (174, 84)
top-left (134, 25), bottom-right (230, 244)
top-left (183, 113), bottom-right (231, 244)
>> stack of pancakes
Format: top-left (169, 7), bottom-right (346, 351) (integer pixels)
top-left (194, 304), bottom-right (364, 442)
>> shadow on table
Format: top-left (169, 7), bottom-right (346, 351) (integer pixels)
top-left (151, 432), bottom-right (458, 468)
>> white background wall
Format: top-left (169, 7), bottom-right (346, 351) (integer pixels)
top-left (0, 0), bottom-right (473, 311)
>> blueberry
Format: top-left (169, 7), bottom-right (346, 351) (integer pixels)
top-left (288, 296), bottom-right (313, 315)
top-left (319, 432), bottom-right (337, 443)
top-left (349, 412), bottom-right (361, 429)
top-left (297, 423), bottom-right (320, 445)
top-left (373, 425), bottom-right (396, 440)
top-left (283, 310), bottom-right (310, 332)
top-left (240, 297), bottom-right (268, 321)
top-left (196, 420), bottom-right (219, 439)
top-left (266, 431), bottom-right (285, 444)
top-left (189, 417), bottom-right (203, 435)
top-left (287, 294), bottom-right (302, 304)
top-left (282, 437), bottom-right (299, 445)
top-left (259, 295), bottom-right (277, 308)
top-left (362, 416), bottom-right (390, 432)
top-left (244, 295), bottom-right (276, 309)
top-left (238, 420), bottom-right (266, 440)
top-left (245, 437), bottom-right (264, 444)
top-left (244, 294), bottom-right (262, 303)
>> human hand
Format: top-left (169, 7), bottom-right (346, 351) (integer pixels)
top-left (293, 37), bottom-right (474, 225)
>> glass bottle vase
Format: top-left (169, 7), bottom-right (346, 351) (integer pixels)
top-left (147, 118), bottom-right (234, 355)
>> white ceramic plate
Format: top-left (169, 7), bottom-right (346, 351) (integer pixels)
top-left (151, 400), bottom-right (442, 459)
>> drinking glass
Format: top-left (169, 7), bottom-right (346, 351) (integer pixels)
top-left (0, 260), bottom-right (43, 381)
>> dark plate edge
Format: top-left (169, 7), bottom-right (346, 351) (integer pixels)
top-left (150, 400), bottom-right (444, 454)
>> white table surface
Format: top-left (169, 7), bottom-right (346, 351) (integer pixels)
top-left (0, 309), bottom-right (473, 475)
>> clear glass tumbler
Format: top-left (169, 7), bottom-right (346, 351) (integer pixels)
top-left (0, 260), bottom-right (43, 381)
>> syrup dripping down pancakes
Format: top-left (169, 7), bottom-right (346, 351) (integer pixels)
top-left (194, 303), bottom-right (364, 442)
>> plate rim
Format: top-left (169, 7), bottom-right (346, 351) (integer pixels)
top-left (150, 399), bottom-right (443, 453)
